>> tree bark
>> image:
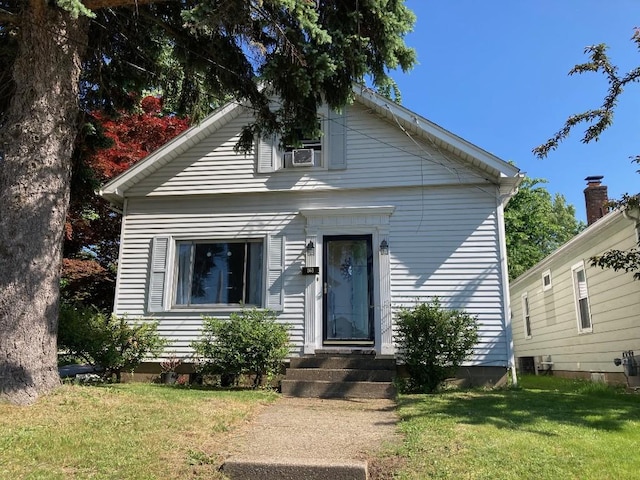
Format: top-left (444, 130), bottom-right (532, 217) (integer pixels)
top-left (0, 5), bottom-right (89, 405)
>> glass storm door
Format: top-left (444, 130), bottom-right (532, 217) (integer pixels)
top-left (323, 235), bottom-right (374, 344)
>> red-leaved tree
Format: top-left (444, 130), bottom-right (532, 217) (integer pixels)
top-left (63, 96), bottom-right (189, 311)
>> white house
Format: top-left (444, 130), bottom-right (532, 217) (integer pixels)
top-left (510, 177), bottom-right (640, 387)
top-left (100, 85), bottom-right (522, 385)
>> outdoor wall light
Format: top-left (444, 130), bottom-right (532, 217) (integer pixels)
top-left (379, 239), bottom-right (389, 255)
top-left (302, 240), bottom-right (319, 275)
top-left (305, 240), bottom-right (315, 255)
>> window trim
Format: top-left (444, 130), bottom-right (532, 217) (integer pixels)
top-left (541, 269), bottom-right (552, 291)
top-left (255, 105), bottom-right (346, 173)
top-left (521, 292), bottom-right (532, 339)
top-left (171, 237), bottom-right (266, 309)
top-left (282, 106), bottom-right (329, 170)
top-left (571, 260), bottom-right (592, 333)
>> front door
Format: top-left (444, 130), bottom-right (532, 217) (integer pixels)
top-left (323, 235), bottom-right (374, 344)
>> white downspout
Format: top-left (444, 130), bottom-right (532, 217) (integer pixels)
top-left (497, 191), bottom-right (518, 387)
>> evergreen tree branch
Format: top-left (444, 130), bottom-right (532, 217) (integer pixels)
top-left (83, 0), bottom-right (173, 10)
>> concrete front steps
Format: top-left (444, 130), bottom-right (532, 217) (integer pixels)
top-left (281, 350), bottom-right (397, 399)
top-left (223, 457), bottom-right (368, 480)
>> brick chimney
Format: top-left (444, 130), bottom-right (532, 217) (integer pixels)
top-left (584, 176), bottom-right (609, 225)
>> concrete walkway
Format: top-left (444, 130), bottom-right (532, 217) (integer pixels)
top-left (222, 397), bottom-right (400, 480)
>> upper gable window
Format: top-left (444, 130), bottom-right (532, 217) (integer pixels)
top-left (542, 269), bottom-right (552, 291)
top-left (255, 105), bottom-right (346, 173)
top-left (283, 123), bottom-right (324, 168)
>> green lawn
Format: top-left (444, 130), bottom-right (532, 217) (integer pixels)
top-left (2, 377), bottom-right (638, 479)
top-left (380, 375), bottom-right (640, 480)
top-left (0, 383), bottom-right (277, 480)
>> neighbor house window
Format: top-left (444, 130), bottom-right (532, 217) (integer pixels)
top-left (522, 292), bottom-right (532, 338)
top-left (571, 261), bottom-right (592, 332)
top-left (542, 269), bottom-right (552, 291)
top-left (174, 240), bottom-right (263, 306)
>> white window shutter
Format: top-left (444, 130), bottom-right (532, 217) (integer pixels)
top-left (328, 107), bottom-right (347, 170)
top-left (256, 134), bottom-right (282, 173)
top-left (266, 235), bottom-right (285, 311)
top-left (148, 236), bottom-right (170, 313)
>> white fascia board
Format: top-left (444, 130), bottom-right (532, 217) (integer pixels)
top-left (500, 174), bottom-right (526, 205)
top-left (98, 101), bottom-right (243, 206)
top-left (352, 85), bottom-right (520, 181)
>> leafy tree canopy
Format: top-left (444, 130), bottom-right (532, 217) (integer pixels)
top-left (533, 27), bottom-right (640, 280)
top-left (63, 95), bottom-right (190, 311)
top-left (505, 176), bottom-right (585, 280)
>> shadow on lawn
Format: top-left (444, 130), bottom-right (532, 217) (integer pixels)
top-left (398, 386), bottom-right (640, 434)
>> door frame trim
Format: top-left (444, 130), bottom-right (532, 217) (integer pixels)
top-left (300, 206), bottom-right (394, 355)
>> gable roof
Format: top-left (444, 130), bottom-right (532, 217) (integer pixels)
top-left (100, 85), bottom-right (522, 206)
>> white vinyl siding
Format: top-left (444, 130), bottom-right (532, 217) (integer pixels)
top-left (115, 185), bottom-right (507, 363)
top-left (116, 200), bottom-right (300, 357)
top-left (128, 103), bottom-right (488, 198)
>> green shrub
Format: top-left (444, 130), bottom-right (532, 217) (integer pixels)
top-left (395, 299), bottom-right (479, 393)
top-left (191, 308), bottom-right (290, 388)
top-left (58, 303), bottom-right (167, 382)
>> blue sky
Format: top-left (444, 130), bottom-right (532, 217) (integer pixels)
top-left (392, 1), bottom-right (640, 221)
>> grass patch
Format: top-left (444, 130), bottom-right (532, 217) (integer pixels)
top-left (377, 375), bottom-right (640, 480)
top-left (0, 383), bottom-right (277, 479)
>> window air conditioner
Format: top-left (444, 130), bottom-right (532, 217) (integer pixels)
top-left (289, 149), bottom-right (315, 167)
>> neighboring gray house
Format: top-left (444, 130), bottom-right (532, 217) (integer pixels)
top-left (510, 177), bottom-right (640, 387)
top-left (100, 85), bottom-right (522, 386)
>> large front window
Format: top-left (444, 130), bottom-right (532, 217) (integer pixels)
top-left (174, 240), bottom-right (263, 306)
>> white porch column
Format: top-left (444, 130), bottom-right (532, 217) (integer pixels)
top-left (303, 234), bottom-right (318, 354)
top-left (379, 234), bottom-right (394, 355)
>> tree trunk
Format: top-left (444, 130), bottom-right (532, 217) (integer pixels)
top-left (0, 5), bottom-right (88, 405)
